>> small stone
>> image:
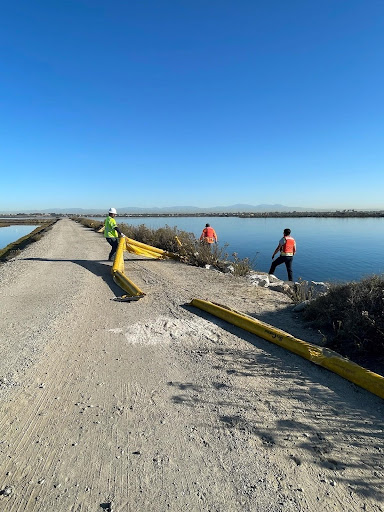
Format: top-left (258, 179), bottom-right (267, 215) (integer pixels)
top-left (292, 301), bottom-right (309, 312)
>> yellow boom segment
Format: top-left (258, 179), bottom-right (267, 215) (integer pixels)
top-left (190, 299), bottom-right (384, 400)
top-left (111, 237), bottom-right (176, 300)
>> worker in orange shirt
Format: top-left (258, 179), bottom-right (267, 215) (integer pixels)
top-left (269, 228), bottom-right (296, 281)
top-left (200, 223), bottom-right (218, 244)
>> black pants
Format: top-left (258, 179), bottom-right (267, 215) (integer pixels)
top-left (269, 255), bottom-right (294, 281)
top-left (106, 237), bottom-right (118, 260)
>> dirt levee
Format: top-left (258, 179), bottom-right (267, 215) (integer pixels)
top-left (0, 218), bottom-right (383, 511)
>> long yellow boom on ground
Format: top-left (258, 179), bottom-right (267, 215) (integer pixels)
top-left (190, 299), bottom-right (384, 400)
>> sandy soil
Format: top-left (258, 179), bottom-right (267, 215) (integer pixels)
top-left (0, 218), bottom-right (383, 512)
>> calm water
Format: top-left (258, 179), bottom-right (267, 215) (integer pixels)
top-left (0, 225), bottom-right (38, 249)
top-left (89, 216), bottom-right (384, 283)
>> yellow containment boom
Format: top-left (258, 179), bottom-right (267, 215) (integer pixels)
top-left (111, 237), bottom-right (146, 300)
top-left (111, 237), bottom-right (177, 300)
top-left (190, 299), bottom-right (384, 400)
top-left (124, 237), bottom-right (177, 260)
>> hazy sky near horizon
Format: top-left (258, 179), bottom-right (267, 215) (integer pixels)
top-left (1, 1), bottom-right (383, 211)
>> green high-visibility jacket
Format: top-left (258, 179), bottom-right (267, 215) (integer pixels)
top-left (104, 216), bottom-right (118, 238)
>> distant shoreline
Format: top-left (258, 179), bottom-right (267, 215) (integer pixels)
top-left (83, 210), bottom-right (384, 219)
top-left (1, 210), bottom-right (384, 219)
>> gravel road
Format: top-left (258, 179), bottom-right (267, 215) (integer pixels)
top-left (0, 218), bottom-right (383, 511)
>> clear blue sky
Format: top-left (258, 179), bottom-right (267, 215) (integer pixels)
top-left (1, 0), bottom-right (383, 211)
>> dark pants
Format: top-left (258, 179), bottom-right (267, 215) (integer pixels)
top-left (106, 237), bottom-right (118, 260)
top-left (269, 255), bottom-right (294, 281)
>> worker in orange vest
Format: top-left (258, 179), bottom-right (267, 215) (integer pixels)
top-left (199, 223), bottom-right (218, 244)
top-left (269, 228), bottom-right (296, 281)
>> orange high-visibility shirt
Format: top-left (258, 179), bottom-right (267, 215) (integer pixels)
top-left (200, 227), bottom-right (217, 243)
top-left (280, 236), bottom-right (296, 256)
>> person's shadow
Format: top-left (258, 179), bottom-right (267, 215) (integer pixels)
top-left (22, 257), bottom-right (123, 296)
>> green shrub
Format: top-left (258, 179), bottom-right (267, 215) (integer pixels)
top-left (303, 275), bottom-right (384, 361)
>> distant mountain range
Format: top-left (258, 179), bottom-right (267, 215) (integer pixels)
top-left (5, 204), bottom-right (318, 214)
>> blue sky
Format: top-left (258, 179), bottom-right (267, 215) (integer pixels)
top-left (1, 0), bottom-right (383, 211)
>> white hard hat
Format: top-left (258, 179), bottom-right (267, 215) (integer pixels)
top-left (108, 207), bottom-right (117, 214)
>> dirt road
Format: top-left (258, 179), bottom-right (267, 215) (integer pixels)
top-left (0, 218), bottom-right (383, 511)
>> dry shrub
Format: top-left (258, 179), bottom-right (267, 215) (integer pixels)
top-left (190, 241), bottom-right (229, 268)
top-left (289, 278), bottom-right (316, 303)
top-left (230, 252), bottom-right (255, 277)
top-left (74, 218), bottom-right (104, 231)
top-left (303, 275), bottom-right (384, 362)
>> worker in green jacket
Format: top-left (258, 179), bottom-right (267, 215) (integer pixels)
top-left (104, 208), bottom-right (125, 261)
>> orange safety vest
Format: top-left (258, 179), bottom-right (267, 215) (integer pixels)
top-left (281, 236), bottom-right (295, 256)
top-left (201, 227), bottom-right (217, 243)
